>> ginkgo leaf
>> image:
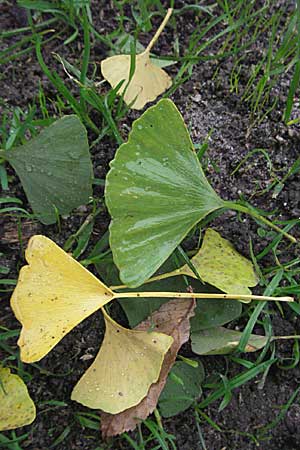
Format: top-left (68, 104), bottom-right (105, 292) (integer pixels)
top-left (190, 293), bottom-right (242, 332)
top-left (158, 361), bottom-right (205, 418)
top-left (101, 51), bottom-right (172, 110)
top-left (0, 367), bottom-right (36, 431)
top-left (101, 9), bottom-right (173, 109)
top-left (191, 326), bottom-right (268, 355)
top-left (11, 235), bottom-right (114, 363)
top-left (3, 115), bottom-right (93, 225)
top-left (105, 99), bottom-right (225, 287)
top-left (71, 309), bottom-right (173, 414)
top-left (101, 298), bottom-right (195, 436)
top-left (180, 229), bottom-right (258, 296)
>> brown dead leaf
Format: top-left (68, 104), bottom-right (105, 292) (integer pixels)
top-left (101, 297), bottom-right (196, 437)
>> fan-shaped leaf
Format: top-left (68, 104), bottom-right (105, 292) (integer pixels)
top-left (101, 298), bottom-right (195, 436)
top-left (0, 368), bottom-right (36, 431)
top-left (105, 99), bottom-right (225, 287)
top-left (11, 235), bottom-right (114, 362)
top-left (101, 51), bottom-right (172, 110)
top-left (101, 9), bottom-right (173, 109)
top-left (4, 115), bottom-right (93, 224)
top-left (71, 309), bottom-right (173, 414)
top-left (180, 229), bottom-right (258, 297)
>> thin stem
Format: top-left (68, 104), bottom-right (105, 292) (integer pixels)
top-left (110, 269), bottom-right (181, 290)
top-left (272, 335), bottom-right (300, 341)
top-left (114, 291), bottom-right (293, 302)
top-left (145, 8), bottom-right (173, 53)
top-left (225, 201), bottom-right (297, 244)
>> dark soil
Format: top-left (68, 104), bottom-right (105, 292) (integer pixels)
top-left (1, 1), bottom-right (300, 450)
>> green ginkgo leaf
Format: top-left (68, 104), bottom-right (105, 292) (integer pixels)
top-left (190, 295), bottom-right (242, 332)
top-left (0, 367), bottom-right (36, 431)
top-left (158, 361), bottom-right (205, 418)
top-left (105, 99), bottom-right (225, 287)
top-left (4, 115), bottom-right (93, 225)
top-left (191, 326), bottom-right (268, 355)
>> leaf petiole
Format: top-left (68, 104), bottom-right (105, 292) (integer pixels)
top-left (113, 291), bottom-right (293, 303)
top-left (110, 269), bottom-right (181, 290)
top-left (145, 9), bottom-right (173, 54)
top-left (225, 201), bottom-right (297, 243)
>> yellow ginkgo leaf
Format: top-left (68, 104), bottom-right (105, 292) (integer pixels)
top-left (71, 309), bottom-right (173, 414)
top-left (0, 367), bottom-right (36, 431)
top-left (101, 9), bottom-right (173, 109)
top-left (181, 228), bottom-right (258, 296)
top-left (11, 235), bottom-right (114, 363)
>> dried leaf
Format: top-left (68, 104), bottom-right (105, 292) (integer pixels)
top-left (71, 309), bottom-right (173, 414)
top-left (101, 51), bottom-right (172, 110)
top-left (101, 297), bottom-right (196, 436)
top-left (0, 367), bottom-right (36, 431)
top-left (101, 9), bottom-right (173, 109)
